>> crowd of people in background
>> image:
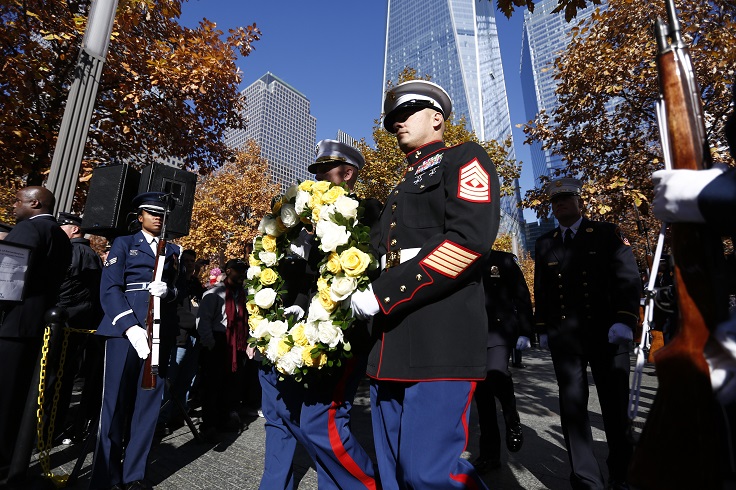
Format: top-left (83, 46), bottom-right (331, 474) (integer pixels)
top-left (0, 78), bottom-right (734, 490)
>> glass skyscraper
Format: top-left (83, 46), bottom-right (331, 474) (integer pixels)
top-left (520, 0), bottom-right (603, 184)
top-left (383, 0), bottom-right (525, 248)
top-left (225, 72), bottom-right (316, 192)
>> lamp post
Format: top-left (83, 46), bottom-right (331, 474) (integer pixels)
top-left (46, 0), bottom-right (119, 212)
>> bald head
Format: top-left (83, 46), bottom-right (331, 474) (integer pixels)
top-left (13, 186), bottom-right (56, 222)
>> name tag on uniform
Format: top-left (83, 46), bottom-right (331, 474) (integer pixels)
top-left (548, 261), bottom-right (558, 266)
top-left (129, 250), bottom-right (139, 256)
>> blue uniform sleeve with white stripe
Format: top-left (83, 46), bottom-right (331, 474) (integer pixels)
top-left (99, 236), bottom-right (139, 334)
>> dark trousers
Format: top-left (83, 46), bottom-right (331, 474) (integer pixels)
top-left (0, 337), bottom-right (41, 470)
top-left (475, 345), bottom-right (519, 461)
top-left (551, 345), bottom-right (632, 489)
top-left (199, 332), bottom-right (239, 429)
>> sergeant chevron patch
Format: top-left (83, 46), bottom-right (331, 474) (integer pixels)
top-left (458, 159), bottom-right (490, 202)
top-left (420, 240), bottom-right (480, 278)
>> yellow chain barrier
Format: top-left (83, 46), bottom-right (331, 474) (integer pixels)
top-left (35, 325), bottom-right (96, 488)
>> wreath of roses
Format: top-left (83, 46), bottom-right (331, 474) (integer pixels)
top-left (245, 180), bottom-right (378, 382)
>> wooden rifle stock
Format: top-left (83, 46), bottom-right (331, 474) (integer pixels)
top-left (141, 236), bottom-right (167, 390)
top-left (629, 1), bottom-right (727, 488)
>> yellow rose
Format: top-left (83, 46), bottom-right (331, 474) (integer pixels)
top-left (260, 268), bottom-right (278, 285)
top-left (277, 339), bottom-right (291, 357)
top-left (246, 301), bottom-right (261, 316)
top-left (248, 254), bottom-right (261, 266)
top-left (340, 247), bottom-right (371, 277)
top-left (322, 186), bottom-right (347, 204)
top-left (311, 206), bottom-right (321, 222)
top-left (290, 323), bottom-right (309, 346)
top-left (318, 288), bottom-right (337, 313)
top-left (273, 200), bottom-right (283, 214)
top-left (262, 235), bottom-right (277, 253)
top-left (312, 180), bottom-right (331, 193)
top-left (248, 315), bottom-right (263, 332)
top-left (309, 192), bottom-right (323, 210)
top-left (301, 346), bottom-right (327, 368)
top-left (317, 276), bottom-right (330, 293)
top-left (326, 252), bottom-right (342, 275)
top-left (275, 217), bottom-right (287, 234)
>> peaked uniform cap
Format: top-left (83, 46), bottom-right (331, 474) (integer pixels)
top-left (132, 192), bottom-right (171, 214)
top-left (308, 139), bottom-right (365, 173)
top-left (57, 212), bottom-right (82, 226)
top-left (383, 80), bottom-right (452, 133)
top-left (544, 177), bottom-right (583, 199)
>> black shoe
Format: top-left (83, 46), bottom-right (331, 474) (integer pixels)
top-left (125, 481), bottom-right (151, 490)
top-left (506, 421), bottom-right (523, 452)
top-left (472, 456), bottom-right (501, 473)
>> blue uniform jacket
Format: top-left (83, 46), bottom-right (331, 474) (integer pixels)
top-left (96, 231), bottom-right (179, 338)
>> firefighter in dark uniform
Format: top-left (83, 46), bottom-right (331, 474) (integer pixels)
top-left (351, 80), bottom-right (500, 489)
top-left (473, 249), bottom-right (533, 473)
top-left (89, 192), bottom-right (180, 490)
top-left (533, 178), bottom-right (640, 490)
top-left (42, 212), bottom-right (104, 441)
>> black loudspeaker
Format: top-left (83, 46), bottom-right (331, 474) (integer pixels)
top-left (82, 164), bottom-right (141, 238)
top-left (138, 164), bottom-right (197, 239)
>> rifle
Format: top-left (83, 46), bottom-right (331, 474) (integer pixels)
top-left (141, 200), bottom-right (171, 390)
top-left (629, 1), bottom-right (728, 488)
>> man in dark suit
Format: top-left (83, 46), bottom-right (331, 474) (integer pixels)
top-left (0, 186), bottom-right (71, 474)
top-left (534, 178), bottom-right (641, 490)
top-left (473, 249), bottom-right (534, 472)
top-left (89, 192), bottom-right (180, 490)
top-left (351, 80), bottom-right (500, 489)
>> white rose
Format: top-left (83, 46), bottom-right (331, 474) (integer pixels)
top-left (267, 320), bottom-right (288, 338)
top-left (258, 251), bottom-right (278, 267)
top-left (276, 345), bottom-right (304, 375)
top-left (247, 287), bottom-right (256, 295)
top-left (285, 184), bottom-right (299, 201)
top-left (317, 321), bottom-right (344, 348)
top-left (254, 288), bottom-right (277, 309)
top-left (295, 190), bottom-right (311, 214)
top-left (316, 221), bottom-right (350, 253)
top-left (334, 195), bottom-right (359, 220)
top-left (280, 203), bottom-right (299, 228)
top-left (307, 298), bottom-right (331, 323)
top-left (246, 266), bottom-right (262, 280)
top-left (330, 276), bottom-right (357, 301)
top-left (304, 322), bottom-right (320, 344)
top-left (265, 336), bottom-right (283, 362)
top-left (252, 318), bottom-right (271, 339)
top-left (261, 216), bottom-right (282, 237)
top-left (318, 203), bottom-right (336, 222)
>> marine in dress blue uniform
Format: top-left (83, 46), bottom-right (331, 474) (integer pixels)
top-left (534, 178), bottom-right (640, 490)
top-left (351, 80), bottom-right (500, 490)
top-left (89, 192), bottom-right (179, 490)
top-left (473, 250), bottom-right (533, 472)
top-left (258, 140), bottom-right (379, 490)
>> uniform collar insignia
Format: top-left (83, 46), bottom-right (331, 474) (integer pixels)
top-left (407, 140), bottom-right (445, 167)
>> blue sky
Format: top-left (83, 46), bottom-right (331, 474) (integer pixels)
top-left (179, 0), bottom-right (537, 220)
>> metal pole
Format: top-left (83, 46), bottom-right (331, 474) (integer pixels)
top-left (45, 0), bottom-right (119, 212)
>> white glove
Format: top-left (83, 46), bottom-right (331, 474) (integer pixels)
top-left (608, 323), bottom-right (633, 345)
top-left (539, 334), bottom-right (549, 350)
top-left (284, 305), bottom-right (305, 320)
top-left (705, 314), bottom-right (736, 397)
top-left (652, 165), bottom-right (726, 223)
top-left (350, 284), bottom-right (380, 320)
top-left (148, 280), bottom-right (168, 298)
top-left (289, 229), bottom-right (313, 260)
top-left (515, 336), bottom-right (531, 351)
top-left (125, 325), bottom-right (150, 359)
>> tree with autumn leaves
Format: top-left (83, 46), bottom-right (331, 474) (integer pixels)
top-left (521, 0), bottom-right (735, 263)
top-left (1, 0), bottom-right (259, 206)
top-left (178, 140), bottom-right (278, 266)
